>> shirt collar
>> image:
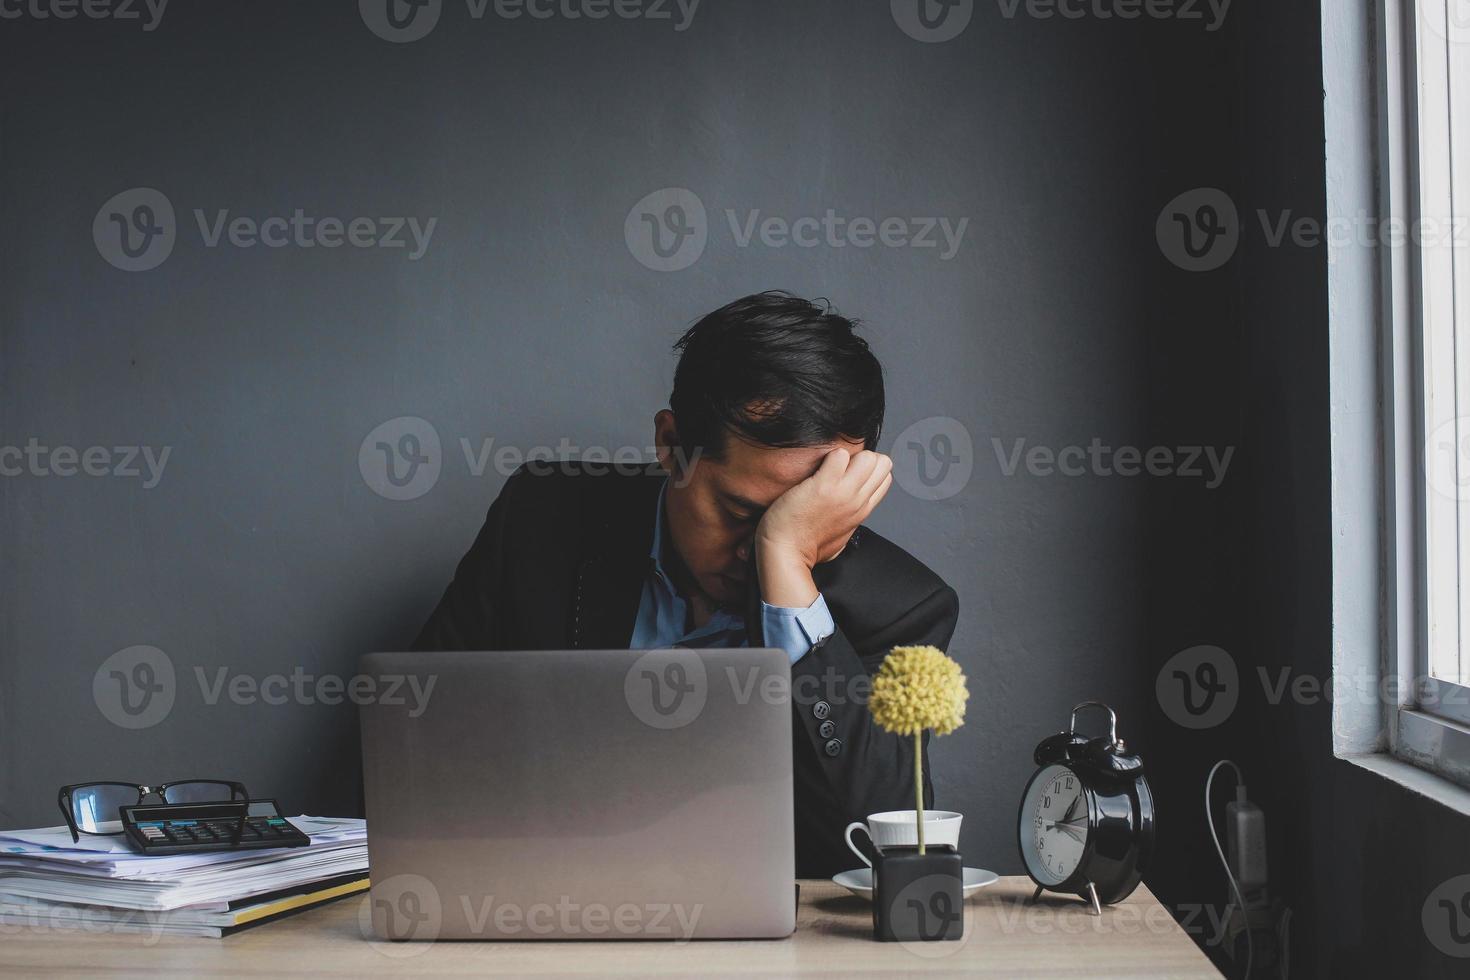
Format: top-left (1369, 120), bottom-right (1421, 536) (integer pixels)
top-left (648, 478), bottom-right (676, 589)
top-left (648, 478), bottom-right (746, 628)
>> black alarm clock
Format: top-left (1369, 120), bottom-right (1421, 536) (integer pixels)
top-left (1016, 701), bottom-right (1154, 915)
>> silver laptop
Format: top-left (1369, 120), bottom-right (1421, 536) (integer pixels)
top-left (359, 648), bottom-right (796, 941)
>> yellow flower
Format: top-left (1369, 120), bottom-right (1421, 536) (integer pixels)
top-left (869, 645), bottom-right (968, 737)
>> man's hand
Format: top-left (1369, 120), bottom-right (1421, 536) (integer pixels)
top-left (755, 449), bottom-right (893, 608)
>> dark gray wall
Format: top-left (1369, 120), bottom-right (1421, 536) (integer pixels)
top-left (1140, 3), bottom-right (1470, 979)
top-left (0, 2), bottom-right (1175, 867)
top-left (6, 1), bottom-right (1459, 977)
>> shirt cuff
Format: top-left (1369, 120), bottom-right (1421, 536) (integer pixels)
top-left (760, 594), bottom-right (836, 665)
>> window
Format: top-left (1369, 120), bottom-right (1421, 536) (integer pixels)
top-left (1384, 0), bottom-right (1470, 784)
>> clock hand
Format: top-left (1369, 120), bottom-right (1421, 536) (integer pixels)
top-left (1044, 819), bottom-right (1086, 839)
top-left (1060, 796), bottom-right (1079, 822)
top-left (1055, 823), bottom-right (1086, 843)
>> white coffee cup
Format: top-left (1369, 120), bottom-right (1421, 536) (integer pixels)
top-left (844, 809), bottom-right (963, 867)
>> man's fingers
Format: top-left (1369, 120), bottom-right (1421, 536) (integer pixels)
top-left (856, 453), bottom-right (892, 499)
top-left (817, 447), bottom-right (852, 482)
top-left (857, 472), bottom-right (893, 523)
top-left (838, 449), bottom-right (882, 491)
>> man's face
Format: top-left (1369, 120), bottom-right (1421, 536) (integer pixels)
top-left (654, 410), bottom-right (865, 607)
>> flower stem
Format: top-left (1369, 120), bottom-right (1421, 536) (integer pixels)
top-left (914, 732), bottom-right (925, 855)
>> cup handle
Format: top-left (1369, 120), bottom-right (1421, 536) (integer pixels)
top-left (844, 822), bottom-right (873, 868)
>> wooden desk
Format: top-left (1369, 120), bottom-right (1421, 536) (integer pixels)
top-left (0, 877), bottom-right (1221, 977)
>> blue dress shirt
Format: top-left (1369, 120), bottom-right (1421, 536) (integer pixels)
top-left (628, 481), bottom-right (835, 664)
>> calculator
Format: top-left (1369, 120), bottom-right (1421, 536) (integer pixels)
top-left (118, 798), bottom-right (311, 854)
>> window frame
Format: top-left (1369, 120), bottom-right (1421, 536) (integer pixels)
top-left (1382, 0), bottom-right (1470, 784)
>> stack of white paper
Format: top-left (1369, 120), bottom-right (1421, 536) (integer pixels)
top-left (0, 817), bottom-right (367, 913)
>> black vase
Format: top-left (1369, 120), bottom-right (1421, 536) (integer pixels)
top-left (871, 844), bottom-right (964, 942)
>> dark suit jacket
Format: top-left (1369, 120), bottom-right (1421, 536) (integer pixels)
top-left (412, 461), bottom-right (960, 878)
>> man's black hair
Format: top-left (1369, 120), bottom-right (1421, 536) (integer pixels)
top-left (669, 291), bottom-right (885, 459)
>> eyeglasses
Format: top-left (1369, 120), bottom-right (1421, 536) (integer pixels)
top-left (57, 780), bottom-right (249, 843)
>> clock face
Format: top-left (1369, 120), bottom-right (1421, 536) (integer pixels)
top-left (1020, 764), bottom-right (1090, 887)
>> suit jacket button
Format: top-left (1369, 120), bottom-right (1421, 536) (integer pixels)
top-left (819, 720), bottom-right (836, 738)
top-left (824, 738), bottom-right (842, 757)
top-left (813, 700), bottom-right (832, 720)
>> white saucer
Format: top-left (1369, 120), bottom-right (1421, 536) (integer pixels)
top-left (832, 866), bottom-right (1000, 900)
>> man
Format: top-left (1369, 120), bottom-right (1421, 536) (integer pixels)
top-left (413, 291), bottom-right (960, 877)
